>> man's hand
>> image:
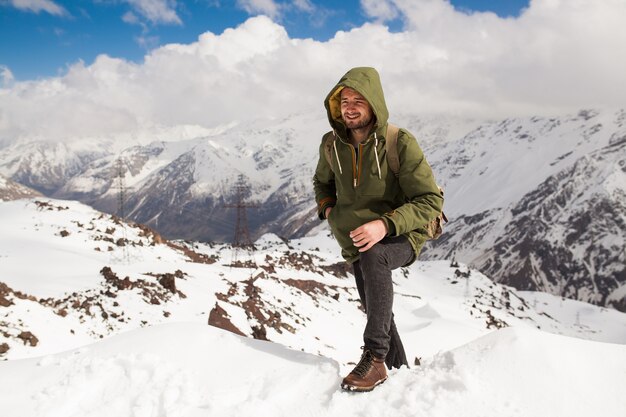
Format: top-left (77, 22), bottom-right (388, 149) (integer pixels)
top-left (350, 219), bottom-right (387, 252)
top-left (325, 207), bottom-right (332, 219)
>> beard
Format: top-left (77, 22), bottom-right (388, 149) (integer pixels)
top-left (344, 113), bottom-right (374, 130)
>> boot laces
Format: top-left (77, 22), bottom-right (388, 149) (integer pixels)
top-left (352, 349), bottom-right (375, 378)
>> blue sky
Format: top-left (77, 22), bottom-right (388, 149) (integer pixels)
top-left (0, 0), bottom-right (530, 80)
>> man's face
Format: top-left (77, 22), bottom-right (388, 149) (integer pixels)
top-left (340, 87), bottom-right (374, 130)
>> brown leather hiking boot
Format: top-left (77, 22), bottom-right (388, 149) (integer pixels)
top-left (341, 349), bottom-right (388, 392)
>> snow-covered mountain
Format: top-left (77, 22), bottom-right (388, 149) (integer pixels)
top-left (422, 109), bottom-right (626, 311)
top-left (39, 113), bottom-right (328, 242)
top-left (0, 123), bottom-right (232, 197)
top-left (0, 174), bottom-right (41, 201)
top-left (0, 109), bottom-right (624, 311)
top-left (0, 140), bottom-right (111, 195)
top-left (1, 197), bottom-right (625, 416)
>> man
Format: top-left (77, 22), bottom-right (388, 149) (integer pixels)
top-left (313, 67), bottom-right (443, 392)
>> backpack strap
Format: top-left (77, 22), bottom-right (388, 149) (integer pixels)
top-left (384, 124), bottom-right (449, 239)
top-left (385, 123), bottom-right (400, 177)
top-left (325, 126), bottom-right (399, 173)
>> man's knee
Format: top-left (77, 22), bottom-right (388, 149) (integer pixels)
top-left (359, 243), bottom-right (388, 270)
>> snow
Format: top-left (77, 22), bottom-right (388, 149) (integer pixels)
top-left (604, 167), bottom-right (626, 195)
top-left (0, 324), bottom-right (338, 417)
top-left (0, 199), bottom-right (183, 297)
top-left (1, 197), bottom-right (626, 416)
top-left (1, 323), bottom-right (624, 417)
top-left (522, 289), bottom-right (626, 342)
top-left (428, 111), bottom-right (622, 218)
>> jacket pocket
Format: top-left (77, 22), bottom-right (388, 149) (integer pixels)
top-left (360, 172), bottom-right (387, 196)
top-left (359, 152), bottom-right (389, 195)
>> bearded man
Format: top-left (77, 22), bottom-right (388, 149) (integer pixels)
top-left (313, 67), bottom-right (444, 392)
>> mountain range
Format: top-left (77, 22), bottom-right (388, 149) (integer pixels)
top-left (0, 108), bottom-right (624, 310)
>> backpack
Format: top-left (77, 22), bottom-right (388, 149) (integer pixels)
top-left (323, 124), bottom-right (448, 240)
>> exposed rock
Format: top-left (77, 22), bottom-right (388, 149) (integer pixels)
top-left (251, 325), bottom-right (268, 341)
top-left (17, 331), bottom-right (39, 346)
top-left (319, 262), bottom-right (351, 278)
top-left (0, 295), bottom-right (11, 307)
top-left (208, 303), bottom-right (245, 336)
top-left (34, 200), bottom-right (68, 211)
top-left (0, 282), bottom-right (13, 307)
top-left (166, 241), bottom-right (218, 264)
top-left (135, 221), bottom-right (165, 245)
top-left (282, 278), bottom-right (339, 302)
top-left (158, 274), bottom-right (177, 294)
top-left (0, 175), bottom-right (42, 201)
top-left (485, 309), bottom-right (508, 329)
top-left (100, 267), bottom-right (134, 291)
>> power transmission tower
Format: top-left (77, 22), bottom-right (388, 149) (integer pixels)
top-left (224, 174), bottom-right (259, 267)
top-left (114, 157), bottom-right (130, 263)
top-left (116, 157), bottom-right (127, 220)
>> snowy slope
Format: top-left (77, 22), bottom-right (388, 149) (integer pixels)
top-left (1, 197), bottom-right (626, 416)
top-left (0, 323), bottom-right (624, 417)
top-left (0, 174), bottom-right (42, 201)
top-left (1, 198), bottom-right (625, 364)
top-left (427, 109), bottom-right (624, 217)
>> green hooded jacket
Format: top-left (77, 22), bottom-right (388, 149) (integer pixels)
top-left (313, 67), bottom-right (444, 264)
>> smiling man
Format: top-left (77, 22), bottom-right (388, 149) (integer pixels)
top-left (313, 67), bottom-right (444, 392)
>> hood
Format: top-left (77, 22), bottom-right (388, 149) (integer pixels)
top-left (324, 67), bottom-right (390, 139)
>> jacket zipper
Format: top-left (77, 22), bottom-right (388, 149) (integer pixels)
top-left (358, 143), bottom-right (364, 187)
top-left (350, 146), bottom-right (357, 188)
top-left (349, 143), bottom-right (365, 188)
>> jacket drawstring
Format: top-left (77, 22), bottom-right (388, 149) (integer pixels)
top-left (332, 131), bottom-right (343, 174)
top-left (373, 132), bottom-right (382, 179)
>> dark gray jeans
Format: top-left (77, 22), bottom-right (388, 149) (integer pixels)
top-left (352, 235), bottom-right (414, 368)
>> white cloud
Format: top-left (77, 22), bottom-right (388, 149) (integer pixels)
top-left (3, 0), bottom-right (66, 15)
top-left (292, 0), bottom-right (314, 13)
top-left (124, 0), bottom-right (181, 25)
top-left (0, 66), bottom-right (14, 87)
top-left (360, 0), bottom-right (399, 21)
top-left (135, 34), bottom-right (160, 49)
top-left (1, 0), bottom-right (625, 142)
top-left (122, 11), bottom-right (140, 25)
top-left (236, 0), bottom-right (281, 19)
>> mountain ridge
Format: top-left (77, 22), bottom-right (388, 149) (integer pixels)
top-left (1, 108), bottom-right (624, 310)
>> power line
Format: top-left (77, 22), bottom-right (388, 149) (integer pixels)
top-left (224, 174), bottom-right (259, 267)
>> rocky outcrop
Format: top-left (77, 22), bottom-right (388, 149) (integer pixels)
top-left (0, 175), bottom-right (41, 201)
